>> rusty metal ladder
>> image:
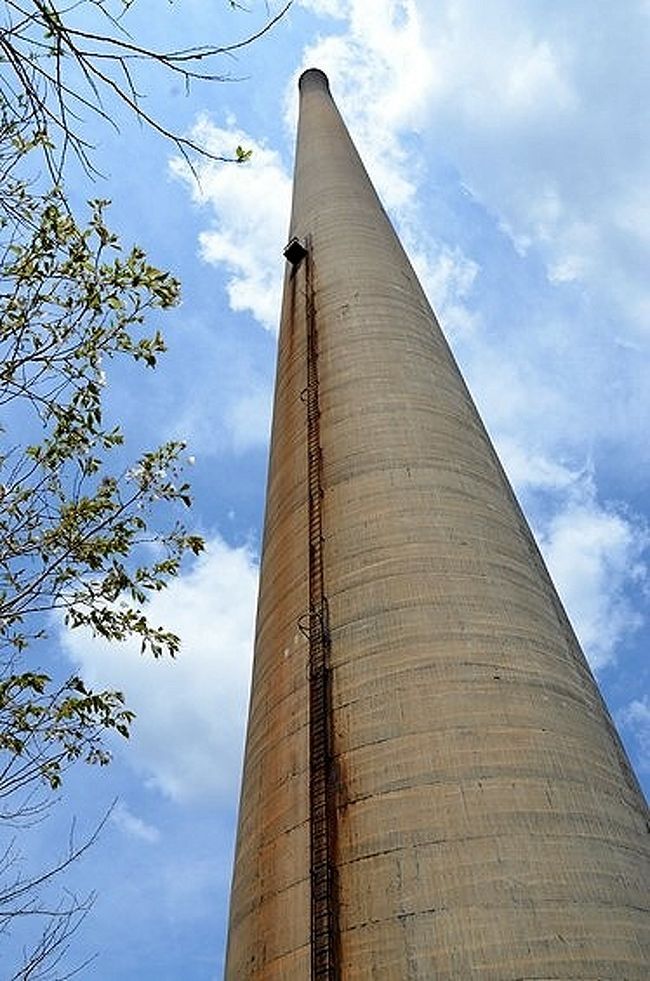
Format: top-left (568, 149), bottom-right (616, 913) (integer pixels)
top-left (302, 245), bottom-right (339, 980)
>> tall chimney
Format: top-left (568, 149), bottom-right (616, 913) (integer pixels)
top-left (225, 68), bottom-right (649, 980)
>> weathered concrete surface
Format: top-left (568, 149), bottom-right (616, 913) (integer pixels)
top-left (225, 68), bottom-right (650, 979)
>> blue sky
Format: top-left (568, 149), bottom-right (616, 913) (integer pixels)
top-left (6, 1), bottom-right (650, 977)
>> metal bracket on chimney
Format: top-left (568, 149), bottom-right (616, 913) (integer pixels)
top-left (284, 236), bottom-right (308, 266)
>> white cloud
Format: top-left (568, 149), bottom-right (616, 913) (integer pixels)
top-left (299, 0), bottom-right (347, 15)
top-left (112, 801), bottom-right (161, 843)
top-left (409, 243), bottom-right (479, 339)
top-left (170, 117), bottom-right (291, 332)
top-left (297, 0), bottom-right (649, 334)
top-left (173, 7), bottom-right (480, 344)
top-left (496, 437), bottom-right (582, 494)
top-left (503, 40), bottom-right (576, 113)
top-left (540, 498), bottom-right (645, 671)
top-left (619, 697), bottom-right (650, 770)
top-left (497, 443), bottom-right (648, 672)
top-left (290, 1), bottom-right (482, 336)
top-left (282, 0), bottom-right (649, 474)
top-left (411, 0), bottom-right (649, 332)
top-left (59, 538), bottom-right (258, 804)
top-left (457, 297), bottom-right (650, 483)
top-left (293, 0), bottom-right (434, 212)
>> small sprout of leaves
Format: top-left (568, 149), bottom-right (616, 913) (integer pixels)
top-left (235, 145), bottom-right (253, 163)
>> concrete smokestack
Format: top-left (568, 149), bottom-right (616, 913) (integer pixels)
top-left (225, 69), bottom-right (649, 979)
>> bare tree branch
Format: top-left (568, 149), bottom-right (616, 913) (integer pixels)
top-left (0, 0), bottom-right (292, 177)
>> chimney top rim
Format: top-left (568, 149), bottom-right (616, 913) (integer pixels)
top-left (298, 68), bottom-right (330, 93)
